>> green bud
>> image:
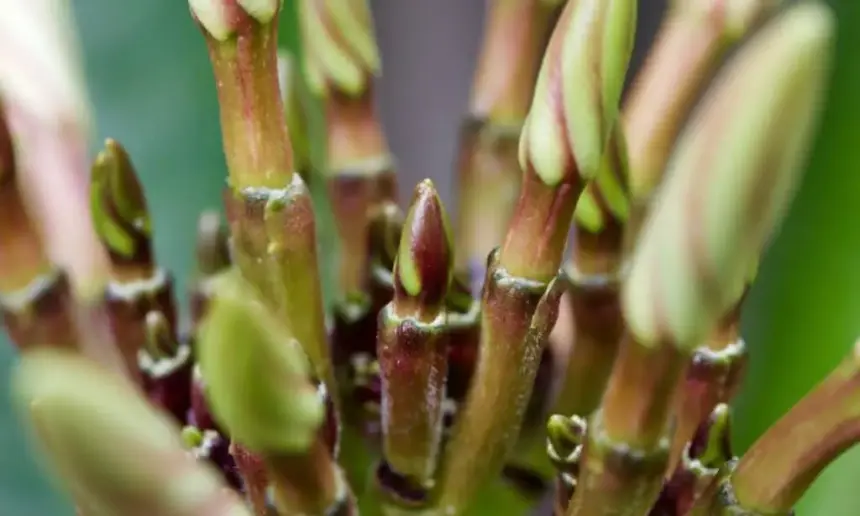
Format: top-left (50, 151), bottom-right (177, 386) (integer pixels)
top-left (90, 138), bottom-right (151, 261)
top-left (519, 0), bottom-right (636, 186)
top-left (13, 349), bottom-right (250, 516)
top-left (623, 1), bottom-right (833, 350)
top-left (298, 0), bottom-right (381, 97)
top-left (197, 271), bottom-right (324, 454)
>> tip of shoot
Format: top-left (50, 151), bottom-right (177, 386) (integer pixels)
top-left (689, 403), bottom-right (733, 469)
top-left (189, 0), bottom-right (282, 41)
top-left (90, 138), bottom-right (152, 264)
top-left (393, 179), bottom-right (454, 312)
top-left (623, 1), bottom-right (833, 351)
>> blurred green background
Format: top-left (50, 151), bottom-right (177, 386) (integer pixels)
top-left (1, 0), bottom-right (859, 514)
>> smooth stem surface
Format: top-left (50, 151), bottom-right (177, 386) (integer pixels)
top-left (731, 341), bottom-right (860, 513)
top-left (206, 25), bottom-right (294, 189)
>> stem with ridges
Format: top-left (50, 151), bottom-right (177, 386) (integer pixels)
top-left (553, 123), bottom-right (630, 419)
top-left (378, 179), bottom-right (453, 497)
top-left (434, 251), bottom-right (565, 513)
top-left (194, 0), bottom-right (338, 408)
top-left (455, 0), bottom-right (560, 283)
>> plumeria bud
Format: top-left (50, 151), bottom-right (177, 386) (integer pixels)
top-left (518, 0), bottom-right (636, 187)
top-left (12, 349), bottom-right (250, 516)
top-left (90, 138), bottom-right (153, 278)
top-left (197, 272), bottom-right (324, 454)
top-left (501, 0), bottom-right (636, 280)
top-left (393, 179), bottom-right (454, 319)
top-left (623, 1), bottom-right (833, 350)
top-left (298, 0), bottom-right (381, 97)
top-left (0, 0), bottom-right (108, 295)
top-left (625, 0), bottom-right (785, 204)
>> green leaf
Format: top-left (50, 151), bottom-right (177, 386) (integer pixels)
top-left (735, 0), bottom-right (860, 514)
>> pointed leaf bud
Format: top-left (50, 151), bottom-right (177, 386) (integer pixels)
top-left (392, 179), bottom-right (454, 318)
top-left (298, 0), bottom-right (381, 97)
top-left (197, 272), bottom-right (324, 454)
top-left (623, 2), bottom-right (833, 350)
top-left (144, 310), bottom-right (175, 359)
top-left (12, 349), bottom-right (250, 516)
top-left (688, 403), bottom-right (733, 469)
top-left (90, 139), bottom-right (153, 278)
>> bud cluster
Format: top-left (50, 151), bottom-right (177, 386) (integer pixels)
top-left (0, 1), bottom-right (851, 516)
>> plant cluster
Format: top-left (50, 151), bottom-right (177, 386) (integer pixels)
top-left (0, 0), bottom-right (852, 515)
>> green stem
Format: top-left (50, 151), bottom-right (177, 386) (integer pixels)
top-left (434, 250), bottom-right (565, 513)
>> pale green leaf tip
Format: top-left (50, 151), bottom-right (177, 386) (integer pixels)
top-left (237, 0), bottom-right (281, 24)
top-left (197, 272), bottom-right (325, 454)
top-left (190, 0), bottom-right (281, 41)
